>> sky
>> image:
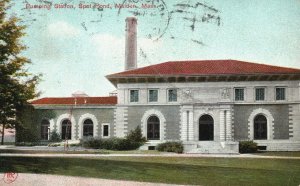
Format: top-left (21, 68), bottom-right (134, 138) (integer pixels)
top-left (8, 0), bottom-right (300, 97)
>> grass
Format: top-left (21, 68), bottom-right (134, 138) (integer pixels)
top-left (1, 142), bottom-right (15, 145)
top-left (0, 156), bottom-right (299, 185)
top-left (253, 151), bottom-right (300, 157)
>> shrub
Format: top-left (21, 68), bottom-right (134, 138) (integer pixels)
top-left (81, 137), bottom-right (143, 151)
top-left (69, 143), bottom-right (81, 147)
top-left (157, 141), bottom-right (184, 153)
top-left (49, 130), bottom-right (62, 142)
top-left (81, 126), bottom-right (146, 151)
top-left (48, 142), bottom-right (62, 147)
top-left (126, 126), bottom-right (147, 143)
top-left (15, 141), bottom-right (49, 146)
top-left (108, 138), bottom-right (130, 150)
top-left (81, 138), bottom-right (101, 149)
top-left (239, 141), bottom-right (258, 153)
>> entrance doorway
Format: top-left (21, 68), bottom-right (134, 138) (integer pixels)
top-left (199, 114), bottom-right (214, 141)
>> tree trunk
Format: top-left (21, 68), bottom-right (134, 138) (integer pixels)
top-left (1, 124), bottom-right (4, 145)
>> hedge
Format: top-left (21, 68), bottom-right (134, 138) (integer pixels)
top-left (81, 137), bottom-right (143, 150)
top-left (239, 140), bottom-right (258, 153)
top-left (81, 126), bottom-right (146, 150)
top-left (156, 141), bottom-right (184, 153)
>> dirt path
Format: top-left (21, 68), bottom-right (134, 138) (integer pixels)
top-left (1, 145), bottom-right (299, 159)
top-left (0, 153), bottom-right (300, 159)
top-left (1, 173), bottom-right (186, 186)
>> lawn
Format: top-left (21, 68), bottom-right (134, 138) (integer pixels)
top-left (0, 156), bottom-right (299, 185)
top-left (252, 151), bottom-right (300, 157)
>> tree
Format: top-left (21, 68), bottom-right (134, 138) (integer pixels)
top-left (0, 0), bottom-right (40, 145)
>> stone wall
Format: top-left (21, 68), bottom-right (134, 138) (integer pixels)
top-left (127, 105), bottom-right (180, 140)
top-left (28, 107), bottom-right (115, 141)
top-left (233, 104), bottom-right (289, 140)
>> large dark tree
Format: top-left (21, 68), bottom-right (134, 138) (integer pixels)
top-left (0, 0), bottom-right (40, 145)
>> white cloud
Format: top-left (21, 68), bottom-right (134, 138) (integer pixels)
top-left (90, 34), bottom-right (164, 54)
top-left (90, 33), bottom-right (125, 60)
top-left (139, 38), bottom-right (163, 49)
top-left (137, 38), bottom-right (164, 67)
top-left (90, 33), bottom-right (164, 68)
top-left (47, 21), bottom-right (80, 38)
top-left (87, 34), bottom-right (124, 75)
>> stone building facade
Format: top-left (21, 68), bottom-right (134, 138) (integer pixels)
top-left (31, 59), bottom-right (300, 153)
top-left (28, 18), bottom-right (300, 153)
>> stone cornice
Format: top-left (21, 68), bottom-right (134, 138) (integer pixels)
top-left (107, 73), bottom-right (300, 87)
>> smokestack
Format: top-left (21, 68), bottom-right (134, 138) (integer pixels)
top-left (125, 17), bottom-right (137, 71)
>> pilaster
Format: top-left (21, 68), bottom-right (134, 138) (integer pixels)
top-left (219, 110), bottom-right (225, 141)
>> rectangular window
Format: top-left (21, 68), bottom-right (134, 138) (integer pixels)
top-left (102, 124), bottom-right (109, 137)
top-left (149, 89), bottom-right (158, 102)
top-left (276, 87), bottom-right (285, 100)
top-left (235, 88), bottom-right (244, 101)
top-left (255, 88), bottom-right (265, 101)
top-left (130, 90), bottom-right (139, 102)
top-left (168, 89), bottom-right (177, 102)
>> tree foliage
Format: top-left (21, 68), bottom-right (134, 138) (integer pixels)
top-left (126, 125), bottom-right (147, 143)
top-left (16, 106), bottom-right (56, 143)
top-left (156, 141), bottom-right (184, 153)
top-left (0, 0), bottom-right (40, 144)
top-left (239, 141), bottom-right (258, 153)
top-left (49, 129), bottom-right (61, 142)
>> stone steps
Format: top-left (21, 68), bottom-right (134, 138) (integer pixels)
top-left (184, 141), bottom-right (239, 154)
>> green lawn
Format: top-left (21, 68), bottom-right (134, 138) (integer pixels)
top-left (1, 142), bottom-right (15, 145)
top-left (253, 151), bottom-right (300, 157)
top-left (0, 156), bottom-right (299, 185)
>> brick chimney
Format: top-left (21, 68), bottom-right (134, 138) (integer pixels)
top-left (125, 17), bottom-right (137, 71)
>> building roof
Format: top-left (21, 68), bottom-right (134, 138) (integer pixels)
top-left (31, 96), bottom-right (117, 105)
top-left (107, 60), bottom-right (300, 77)
top-left (106, 60), bottom-right (300, 86)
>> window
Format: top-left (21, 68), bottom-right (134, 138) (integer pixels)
top-left (149, 89), bottom-right (158, 102)
top-left (235, 88), bottom-right (244, 101)
top-left (61, 119), bottom-right (71, 140)
top-left (168, 89), bottom-right (177, 102)
top-left (255, 88), bottom-right (265, 101)
top-left (41, 119), bottom-right (50, 140)
top-left (147, 116), bottom-right (160, 140)
top-left (102, 124), bottom-right (110, 137)
top-left (130, 90), bottom-right (139, 102)
top-left (83, 119), bottom-right (93, 137)
top-left (276, 87), bottom-right (285, 100)
top-left (254, 114), bottom-right (267, 140)
top-left (199, 115), bottom-right (214, 141)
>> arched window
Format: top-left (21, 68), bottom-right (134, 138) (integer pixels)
top-left (41, 119), bottom-right (50, 140)
top-left (199, 114), bottom-right (214, 141)
top-left (83, 119), bottom-right (93, 137)
top-left (61, 119), bottom-right (72, 140)
top-left (254, 114), bottom-right (267, 140)
top-left (147, 116), bottom-right (160, 140)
